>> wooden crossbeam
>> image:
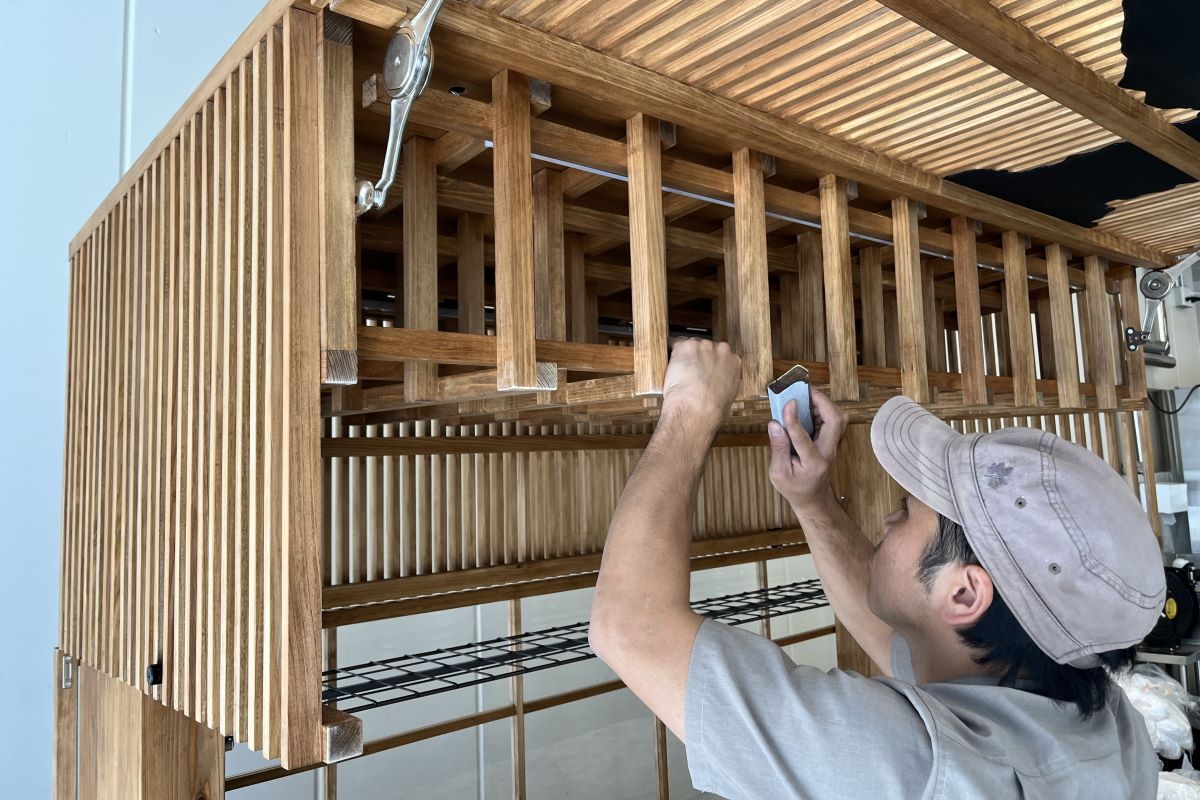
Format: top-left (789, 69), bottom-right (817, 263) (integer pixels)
top-left (874, 0), bottom-right (1200, 181)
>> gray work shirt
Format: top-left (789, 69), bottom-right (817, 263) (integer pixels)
top-left (684, 619), bottom-right (1158, 799)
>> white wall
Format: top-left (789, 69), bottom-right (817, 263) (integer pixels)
top-left (1, 3), bottom-right (836, 796)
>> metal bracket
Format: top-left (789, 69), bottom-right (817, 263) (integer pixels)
top-left (355, 0), bottom-right (446, 216)
top-left (60, 654), bottom-right (73, 690)
top-left (1127, 251), bottom-right (1200, 350)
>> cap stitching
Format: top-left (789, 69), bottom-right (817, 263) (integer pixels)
top-left (887, 405), bottom-right (955, 507)
top-left (964, 434), bottom-right (1084, 657)
top-left (1040, 436), bottom-right (1163, 610)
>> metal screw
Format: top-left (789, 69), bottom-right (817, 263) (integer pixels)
top-left (224, 735), bottom-right (234, 752)
top-left (1014, 497), bottom-right (1027, 508)
top-left (448, 85), bottom-right (467, 96)
top-left (1049, 563), bottom-right (1062, 575)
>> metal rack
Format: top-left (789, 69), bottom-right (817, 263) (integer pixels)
top-left (322, 579), bottom-right (829, 713)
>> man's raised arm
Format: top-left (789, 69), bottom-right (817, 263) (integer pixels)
top-left (767, 394), bottom-right (897, 676)
top-left (588, 339), bottom-right (742, 741)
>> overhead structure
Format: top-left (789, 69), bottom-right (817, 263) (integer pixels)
top-left (55, 1), bottom-right (1176, 797)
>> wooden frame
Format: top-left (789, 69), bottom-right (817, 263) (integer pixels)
top-left (59, 0), bottom-right (1167, 793)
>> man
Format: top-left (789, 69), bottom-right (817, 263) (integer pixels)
top-left (589, 339), bottom-right (1165, 798)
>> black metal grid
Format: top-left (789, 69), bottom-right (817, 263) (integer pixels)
top-left (322, 579), bottom-right (828, 713)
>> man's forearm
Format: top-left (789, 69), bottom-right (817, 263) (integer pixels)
top-left (591, 411), bottom-right (709, 642)
top-left (794, 493), bottom-right (895, 673)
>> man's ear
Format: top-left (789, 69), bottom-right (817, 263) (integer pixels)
top-left (938, 564), bottom-right (993, 628)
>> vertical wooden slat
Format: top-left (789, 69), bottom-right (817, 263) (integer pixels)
top-left (162, 137), bottom-right (181, 712)
top-left (195, 100), bottom-right (216, 722)
top-left (922, 259), bottom-right (941, 371)
top-left (281, 6), bottom-right (324, 768)
top-left (951, 217), bottom-right (986, 405)
top-left (859, 246), bottom-right (885, 366)
top-left (318, 10), bottom-right (357, 385)
top-left (891, 197), bottom-right (929, 403)
top-left (218, 73), bottom-right (238, 732)
top-left (732, 149), bottom-right (773, 397)
top-left (721, 218), bottom-right (739, 351)
top-left (403, 136), bottom-right (439, 401)
top-left (566, 233), bottom-right (588, 343)
top-left (1117, 268), bottom-right (1148, 401)
top-left (533, 168), bottom-right (566, 404)
top-left (627, 113), bottom-right (668, 396)
top-left (1002, 232), bottom-right (1038, 407)
top-left (1045, 244), bottom-right (1081, 408)
top-left (1084, 256), bottom-right (1119, 410)
top-left (820, 175), bottom-right (857, 400)
top-left (177, 114), bottom-right (198, 716)
top-left (797, 231), bottom-right (826, 362)
top-left (457, 212), bottom-right (486, 335)
top-left (492, 69), bottom-right (539, 391)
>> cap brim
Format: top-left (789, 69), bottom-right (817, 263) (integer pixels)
top-left (870, 396), bottom-right (962, 524)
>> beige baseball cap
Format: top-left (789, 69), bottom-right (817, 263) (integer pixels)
top-left (870, 396), bottom-right (1165, 667)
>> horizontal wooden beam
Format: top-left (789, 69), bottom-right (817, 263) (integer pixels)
top-left (322, 527), bottom-right (810, 617)
top-left (321, 430), bottom-right (767, 457)
top-left (874, 0), bottom-right (1200, 181)
top-left (341, 0), bottom-right (1174, 267)
top-left (357, 326), bottom-right (633, 372)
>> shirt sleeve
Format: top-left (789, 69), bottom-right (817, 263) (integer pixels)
top-left (684, 619), bottom-right (938, 800)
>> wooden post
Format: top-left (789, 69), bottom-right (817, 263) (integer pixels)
top-left (281, 6), bottom-right (324, 769)
top-left (317, 10), bottom-right (357, 385)
top-left (403, 136), bottom-right (439, 401)
top-left (859, 246), bottom-right (886, 366)
top-left (797, 231), bottom-right (825, 362)
top-left (821, 175), bottom-right (858, 401)
top-left (626, 113), bottom-right (668, 396)
top-left (1084, 255), bottom-right (1118, 410)
top-left (457, 212), bottom-right (486, 335)
top-left (1002, 232), bottom-right (1038, 407)
top-left (533, 168), bottom-right (566, 399)
top-left (733, 149), bottom-right (773, 397)
top-left (1118, 268), bottom-right (1148, 401)
top-left (1045, 244), bottom-right (1081, 408)
top-left (891, 197), bottom-right (929, 402)
top-left (492, 69), bottom-right (539, 391)
top-left (565, 233), bottom-right (588, 343)
top-left (951, 217), bottom-right (986, 405)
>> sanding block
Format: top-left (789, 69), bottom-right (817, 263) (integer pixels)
top-left (767, 365), bottom-right (814, 437)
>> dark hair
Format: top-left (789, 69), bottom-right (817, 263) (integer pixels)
top-left (919, 515), bottom-right (1136, 717)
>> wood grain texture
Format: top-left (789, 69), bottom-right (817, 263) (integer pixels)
top-left (733, 149), bottom-right (773, 397)
top-left (1117, 269), bottom-right (1148, 401)
top-left (1045, 244), bottom-right (1081, 408)
top-left (951, 216), bottom-right (987, 405)
top-left (318, 11), bottom-right (357, 385)
top-left (492, 69), bottom-right (539, 390)
top-left (1002, 231), bottom-right (1038, 407)
top-left (820, 175), bottom-right (857, 400)
top-left (859, 246), bottom-right (886, 367)
top-left (873, 0), bottom-right (1200, 181)
top-left (892, 198), bottom-right (930, 403)
top-left (626, 114), bottom-right (669, 396)
top-left (1084, 256), bottom-right (1118, 410)
top-left (280, 5), bottom-right (324, 770)
top-left (402, 136), bottom-right (439, 401)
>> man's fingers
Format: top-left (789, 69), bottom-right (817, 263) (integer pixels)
top-left (767, 421), bottom-right (794, 473)
top-left (809, 389), bottom-right (846, 460)
top-left (783, 399), bottom-right (820, 460)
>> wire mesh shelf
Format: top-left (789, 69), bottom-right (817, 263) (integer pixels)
top-left (322, 579), bottom-right (829, 713)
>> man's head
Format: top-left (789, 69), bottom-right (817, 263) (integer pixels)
top-left (866, 397), bottom-right (1166, 714)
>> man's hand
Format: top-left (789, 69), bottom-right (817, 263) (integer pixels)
top-left (661, 338), bottom-right (742, 433)
top-left (767, 389), bottom-right (848, 514)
